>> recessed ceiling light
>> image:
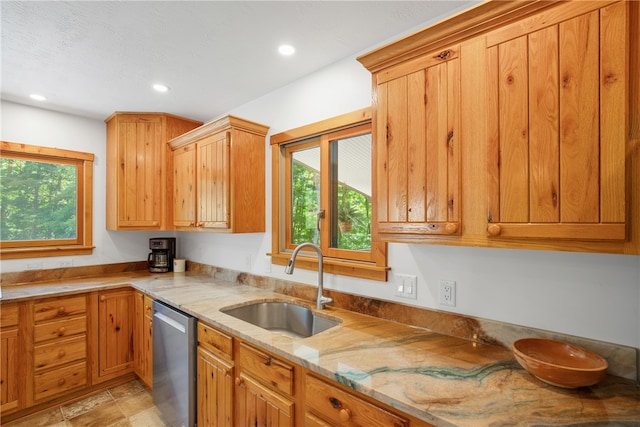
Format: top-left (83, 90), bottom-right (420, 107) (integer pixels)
top-left (153, 84), bottom-right (170, 93)
top-left (278, 44), bottom-right (295, 56)
top-left (29, 94), bottom-right (47, 101)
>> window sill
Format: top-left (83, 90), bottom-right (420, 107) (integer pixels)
top-left (0, 245), bottom-right (95, 260)
top-left (269, 252), bottom-right (389, 282)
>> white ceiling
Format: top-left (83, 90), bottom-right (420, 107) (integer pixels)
top-left (1, 1), bottom-right (476, 123)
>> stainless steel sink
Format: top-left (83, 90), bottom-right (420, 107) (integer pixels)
top-left (221, 301), bottom-right (341, 338)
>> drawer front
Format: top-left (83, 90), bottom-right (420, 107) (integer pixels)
top-left (238, 342), bottom-right (293, 396)
top-left (34, 335), bottom-right (86, 371)
top-left (198, 321), bottom-right (233, 359)
top-left (34, 361), bottom-right (87, 402)
top-left (0, 304), bottom-right (19, 328)
top-left (305, 375), bottom-right (408, 427)
top-left (34, 315), bottom-right (87, 343)
top-left (34, 295), bottom-right (86, 323)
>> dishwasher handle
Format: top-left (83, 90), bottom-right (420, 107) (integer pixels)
top-left (154, 311), bottom-right (187, 334)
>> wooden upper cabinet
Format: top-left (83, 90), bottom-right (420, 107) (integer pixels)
top-left (105, 112), bottom-right (202, 230)
top-left (373, 46), bottom-right (461, 239)
top-left (485, 1), bottom-right (628, 240)
top-left (169, 115), bottom-right (269, 233)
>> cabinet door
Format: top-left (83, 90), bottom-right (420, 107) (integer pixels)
top-left (375, 46), bottom-right (461, 237)
top-left (98, 290), bottom-right (134, 378)
top-left (197, 347), bottom-right (233, 427)
top-left (197, 132), bottom-right (231, 229)
top-left (235, 373), bottom-right (294, 427)
top-left (115, 116), bottom-right (164, 228)
top-left (0, 327), bottom-right (19, 414)
top-left (486, 1), bottom-right (627, 240)
top-left (174, 143), bottom-right (197, 228)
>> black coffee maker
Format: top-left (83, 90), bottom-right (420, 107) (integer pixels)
top-left (148, 237), bottom-right (176, 273)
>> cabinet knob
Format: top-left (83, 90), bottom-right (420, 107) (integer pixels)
top-left (58, 349), bottom-right (66, 358)
top-left (339, 408), bottom-right (352, 421)
top-left (58, 378), bottom-right (66, 386)
top-left (58, 306), bottom-right (66, 315)
top-left (487, 223), bottom-right (501, 236)
top-left (235, 377), bottom-right (244, 387)
top-left (100, 295), bottom-right (106, 302)
top-left (444, 222), bottom-right (459, 234)
top-left (198, 222), bottom-right (204, 227)
top-left (57, 327), bottom-right (66, 336)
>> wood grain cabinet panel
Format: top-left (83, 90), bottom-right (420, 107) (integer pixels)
top-left (133, 291), bottom-right (153, 388)
top-left (169, 115), bottom-right (269, 233)
top-left (373, 46), bottom-right (461, 239)
top-left (97, 289), bottom-right (134, 380)
top-left (0, 303), bottom-right (20, 415)
top-left (31, 295), bottom-right (89, 404)
top-left (105, 112), bottom-right (202, 230)
top-left (305, 374), bottom-right (408, 427)
top-left (235, 373), bottom-right (294, 427)
top-left (486, 1), bottom-right (628, 241)
top-left (197, 346), bottom-right (234, 427)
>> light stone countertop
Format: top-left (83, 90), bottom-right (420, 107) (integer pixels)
top-left (2, 271), bottom-right (639, 426)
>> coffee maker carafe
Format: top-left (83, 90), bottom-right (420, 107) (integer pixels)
top-left (148, 237), bottom-right (176, 273)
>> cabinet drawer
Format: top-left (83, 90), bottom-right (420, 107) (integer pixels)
top-left (34, 361), bottom-right (87, 402)
top-left (34, 295), bottom-right (86, 323)
top-left (238, 342), bottom-right (293, 396)
top-left (34, 334), bottom-right (86, 372)
top-left (198, 321), bottom-right (233, 359)
top-left (305, 374), bottom-right (408, 427)
top-left (34, 315), bottom-right (86, 343)
top-left (0, 304), bottom-right (18, 327)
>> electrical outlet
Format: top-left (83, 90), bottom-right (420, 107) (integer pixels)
top-left (439, 280), bottom-right (456, 307)
top-left (394, 274), bottom-right (417, 299)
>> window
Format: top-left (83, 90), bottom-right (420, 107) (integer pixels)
top-left (270, 108), bottom-right (388, 281)
top-left (1, 141), bottom-right (94, 259)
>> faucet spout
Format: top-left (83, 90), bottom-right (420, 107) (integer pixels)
top-left (284, 242), bottom-right (333, 309)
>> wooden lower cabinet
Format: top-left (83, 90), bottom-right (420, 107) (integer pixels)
top-left (134, 291), bottom-right (153, 388)
top-left (197, 347), bottom-right (234, 427)
top-left (305, 374), bottom-right (408, 427)
top-left (95, 289), bottom-right (134, 382)
top-left (0, 303), bottom-right (21, 416)
top-left (235, 373), bottom-right (294, 427)
top-left (32, 295), bottom-right (89, 404)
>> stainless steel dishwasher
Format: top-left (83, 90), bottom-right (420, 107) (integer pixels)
top-left (152, 300), bottom-right (196, 427)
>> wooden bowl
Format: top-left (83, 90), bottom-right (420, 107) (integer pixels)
top-left (513, 338), bottom-right (608, 388)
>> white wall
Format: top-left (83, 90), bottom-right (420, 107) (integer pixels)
top-left (0, 101), bottom-right (173, 271)
top-left (2, 56), bottom-right (639, 349)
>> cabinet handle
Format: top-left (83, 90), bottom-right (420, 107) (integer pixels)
top-left (58, 378), bottom-right (66, 386)
top-left (235, 377), bottom-right (244, 387)
top-left (58, 349), bottom-right (66, 358)
top-left (339, 408), bottom-right (352, 422)
top-left (487, 223), bottom-right (501, 236)
top-left (57, 327), bottom-right (66, 336)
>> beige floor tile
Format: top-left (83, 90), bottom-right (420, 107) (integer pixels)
top-left (108, 380), bottom-right (145, 400)
top-left (127, 406), bottom-right (168, 427)
top-left (114, 389), bottom-right (154, 417)
top-left (67, 401), bottom-right (126, 427)
top-left (61, 391), bottom-right (113, 419)
top-left (10, 408), bottom-right (65, 427)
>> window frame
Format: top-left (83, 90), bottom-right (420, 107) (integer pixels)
top-left (270, 108), bottom-right (388, 281)
top-left (0, 140), bottom-right (94, 259)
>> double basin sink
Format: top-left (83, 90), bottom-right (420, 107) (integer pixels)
top-left (221, 301), bottom-right (340, 338)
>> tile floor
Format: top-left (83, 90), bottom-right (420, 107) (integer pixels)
top-left (8, 380), bottom-right (167, 427)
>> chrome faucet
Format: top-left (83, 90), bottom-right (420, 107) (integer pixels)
top-left (284, 242), bottom-right (333, 309)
